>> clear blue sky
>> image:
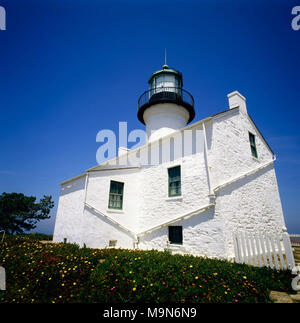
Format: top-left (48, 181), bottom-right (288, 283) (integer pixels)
top-left (0, 0), bottom-right (299, 234)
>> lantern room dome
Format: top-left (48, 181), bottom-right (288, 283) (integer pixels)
top-left (138, 64), bottom-right (195, 125)
top-left (148, 64), bottom-right (183, 86)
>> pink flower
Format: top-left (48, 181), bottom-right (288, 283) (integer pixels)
top-left (237, 293), bottom-right (241, 297)
top-left (195, 296), bottom-right (198, 299)
top-left (234, 299), bottom-right (238, 303)
top-left (237, 272), bottom-right (240, 274)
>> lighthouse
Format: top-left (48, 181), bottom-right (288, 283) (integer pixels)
top-left (137, 64), bottom-right (195, 142)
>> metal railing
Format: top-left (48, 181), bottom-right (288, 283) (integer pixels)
top-left (138, 86), bottom-right (194, 110)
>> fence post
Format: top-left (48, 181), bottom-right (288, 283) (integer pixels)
top-left (282, 228), bottom-right (296, 271)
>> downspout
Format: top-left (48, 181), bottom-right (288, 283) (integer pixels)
top-left (133, 236), bottom-right (139, 249)
top-left (202, 121), bottom-right (216, 203)
top-left (83, 172), bottom-right (89, 206)
top-left (81, 173), bottom-right (89, 247)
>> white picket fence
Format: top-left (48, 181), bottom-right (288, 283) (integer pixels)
top-left (290, 234), bottom-right (300, 246)
top-left (233, 231), bottom-right (295, 271)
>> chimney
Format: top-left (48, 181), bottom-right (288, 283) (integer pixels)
top-left (227, 91), bottom-right (247, 114)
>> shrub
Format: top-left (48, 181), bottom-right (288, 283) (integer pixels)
top-left (0, 235), bottom-right (293, 303)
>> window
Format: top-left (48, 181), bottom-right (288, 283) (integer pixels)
top-left (168, 166), bottom-right (181, 197)
top-left (109, 240), bottom-right (117, 247)
top-left (168, 226), bottom-right (183, 245)
top-left (249, 132), bottom-right (258, 158)
top-left (108, 181), bottom-right (124, 209)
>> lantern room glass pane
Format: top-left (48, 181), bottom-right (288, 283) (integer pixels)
top-left (155, 75), bottom-right (164, 88)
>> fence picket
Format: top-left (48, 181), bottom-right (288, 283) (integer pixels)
top-left (259, 232), bottom-right (268, 267)
top-left (249, 233), bottom-right (257, 266)
top-left (269, 235), bottom-right (280, 270)
top-left (276, 235), bottom-right (285, 269)
top-left (245, 232), bottom-right (253, 265)
top-left (233, 230), bottom-right (295, 272)
top-left (240, 232), bottom-right (247, 264)
top-left (264, 234), bottom-right (273, 268)
top-left (282, 232), bottom-right (296, 270)
top-left (233, 233), bottom-right (240, 263)
top-left (254, 234), bottom-right (262, 267)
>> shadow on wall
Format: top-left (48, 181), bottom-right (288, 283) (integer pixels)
top-left (217, 163), bottom-right (273, 197)
top-left (140, 207), bottom-right (217, 244)
top-left (60, 176), bottom-right (86, 197)
top-left (84, 205), bottom-right (135, 240)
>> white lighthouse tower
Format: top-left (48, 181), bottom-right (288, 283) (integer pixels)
top-left (137, 64), bottom-right (195, 142)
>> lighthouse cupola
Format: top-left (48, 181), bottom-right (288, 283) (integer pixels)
top-left (138, 64), bottom-right (195, 142)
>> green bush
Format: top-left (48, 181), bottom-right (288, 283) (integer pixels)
top-left (0, 235), bottom-right (294, 303)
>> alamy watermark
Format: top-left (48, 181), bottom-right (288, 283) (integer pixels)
top-left (0, 5), bottom-right (6, 30)
top-left (0, 266), bottom-right (5, 290)
top-left (292, 265), bottom-right (300, 291)
top-left (95, 122), bottom-right (205, 166)
top-left (292, 6), bottom-right (300, 30)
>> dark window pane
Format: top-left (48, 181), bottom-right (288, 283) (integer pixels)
top-left (108, 181), bottom-right (124, 209)
top-left (249, 133), bottom-right (258, 158)
top-left (168, 226), bottom-right (183, 244)
top-left (168, 166), bottom-right (181, 197)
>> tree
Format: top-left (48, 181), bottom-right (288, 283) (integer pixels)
top-left (0, 192), bottom-right (54, 234)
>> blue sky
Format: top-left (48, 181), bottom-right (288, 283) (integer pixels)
top-left (0, 0), bottom-right (299, 234)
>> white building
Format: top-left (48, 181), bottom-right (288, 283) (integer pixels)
top-left (53, 64), bottom-right (287, 260)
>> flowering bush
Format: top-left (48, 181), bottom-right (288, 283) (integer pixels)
top-left (0, 234), bottom-right (293, 303)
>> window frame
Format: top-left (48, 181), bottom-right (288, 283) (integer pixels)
top-left (168, 226), bottom-right (183, 245)
top-left (108, 180), bottom-right (124, 210)
top-left (249, 132), bottom-right (258, 158)
top-left (168, 165), bottom-right (181, 197)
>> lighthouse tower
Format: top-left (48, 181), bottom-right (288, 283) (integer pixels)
top-left (137, 64), bottom-right (195, 142)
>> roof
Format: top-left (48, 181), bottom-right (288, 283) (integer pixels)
top-left (148, 64), bottom-right (183, 84)
top-left (60, 106), bottom-right (274, 185)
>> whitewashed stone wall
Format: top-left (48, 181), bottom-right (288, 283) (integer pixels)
top-left (53, 104), bottom-right (287, 260)
top-left (138, 125), bottom-right (210, 232)
top-left (80, 207), bottom-right (134, 249)
top-left (207, 108), bottom-right (286, 259)
top-left (207, 108), bottom-right (273, 189)
top-left (138, 208), bottom-right (226, 259)
top-left (53, 175), bottom-right (86, 245)
top-left (85, 168), bottom-right (141, 232)
top-left (216, 164), bottom-right (285, 259)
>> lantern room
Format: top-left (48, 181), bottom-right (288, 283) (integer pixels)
top-left (149, 64), bottom-right (183, 95)
top-left (138, 64), bottom-right (195, 142)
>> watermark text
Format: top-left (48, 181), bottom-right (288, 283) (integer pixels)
top-left (292, 6), bottom-right (300, 31)
top-left (0, 5), bottom-right (6, 30)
